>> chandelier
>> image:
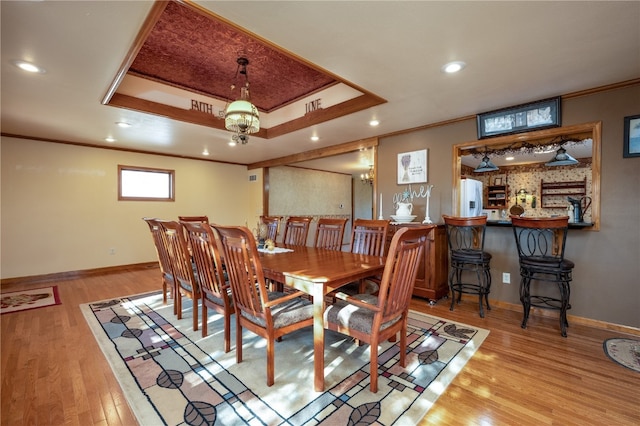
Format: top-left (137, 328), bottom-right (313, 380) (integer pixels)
top-left (361, 165), bottom-right (375, 185)
top-left (225, 57), bottom-right (260, 145)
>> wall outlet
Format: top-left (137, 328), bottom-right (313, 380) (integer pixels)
top-left (502, 272), bottom-right (510, 284)
top-left (109, 248), bottom-right (116, 255)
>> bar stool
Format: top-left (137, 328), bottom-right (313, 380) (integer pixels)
top-left (442, 215), bottom-right (492, 317)
top-left (511, 216), bottom-right (574, 337)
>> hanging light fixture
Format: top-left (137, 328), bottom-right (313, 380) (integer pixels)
top-left (361, 165), bottom-right (374, 185)
top-left (545, 145), bottom-right (578, 166)
top-left (474, 147), bottom-right (499, 172)
top-left (224, 57), bottom-right (260, 143)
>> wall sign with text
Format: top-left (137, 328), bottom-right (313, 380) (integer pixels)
top-left (397, 149), bottom-right (428, 184)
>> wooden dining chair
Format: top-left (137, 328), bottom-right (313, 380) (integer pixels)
top-left (314, 217), bottom-right (348, 251)
top-left (324, 226), bottom-right (432, 393)
top-left (212, 224), bottom-right (314, 387)
top-left (282, 216), bottom-right (313, 246)
top-left (142, 217), bottom-right (175, 309)
top-left (160, 220), bottom-right (201, 331)
top-left (183, 222), bottom-right (235, 349)
top-left (260, 216), bottom-right (282, 242)
top-left (329, 218), bottom-right (390, 300)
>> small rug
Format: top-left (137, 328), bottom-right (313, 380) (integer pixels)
top-left (81, 291), bottom-right (489, 425)
top-left (1, 286), bottom-right (60, 314)
top-left (603, 338), bottom-right (640, 373)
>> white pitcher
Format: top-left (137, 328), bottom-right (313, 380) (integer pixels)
top-left (395, 202), bottom-right (413, 216)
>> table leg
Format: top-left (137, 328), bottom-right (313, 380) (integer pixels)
top-left (312, 284), bottom-right (325, 392)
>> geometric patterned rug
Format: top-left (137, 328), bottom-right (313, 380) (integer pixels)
top-left (81, 291), bottom-right (488, 425)
top-left (1, 285), bottom-right (60, 314)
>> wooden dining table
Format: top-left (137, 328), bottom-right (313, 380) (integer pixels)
top-left (259, 245), bottom-right (385, 392)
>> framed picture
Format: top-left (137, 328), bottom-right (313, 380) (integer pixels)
top-left (623, 114), bottom-right (640, 158)
top-left (494, 177), bottom-right (503, 185)
top-left (397, 149), bottom-right (427, 184)
top-left (477, 97), bottom-right (561, 139)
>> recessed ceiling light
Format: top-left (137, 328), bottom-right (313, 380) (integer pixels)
top-left (202, 149), bottom-right (210, 156)
top-left (310, 135), bottom-right (319, 142)
top-left (369, 119), bottom-right (380, 127)
top-left (442, 61), bottom-right (466, 74)
top-left (506, 156), bottom-right (515, 161)
top-left (105, 137), bottom-right (116, 143)
top-left (13, 60), bottom-right (46, 74)
top-left (228, 140), bottom-right (237, 147)
top-left (116, 121), bottom-right (131, 128)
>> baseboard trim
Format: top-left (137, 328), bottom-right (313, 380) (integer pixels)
top-left (426, 294), bottom-right (640, 337)
top-left (0, 262), bottom-right (159, 287)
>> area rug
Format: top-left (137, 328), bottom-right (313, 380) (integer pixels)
top-left (603, 338), bottom-right (640, 373)
top-left (1, 286), bottom-right (60, 314)
top-left (81, 291), bottom-right (488, 425)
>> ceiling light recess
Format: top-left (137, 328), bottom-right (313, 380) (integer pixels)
top-left (224, 57), bottom-right (259, 145)
top-left (442, 61), bottom-right (466, 74)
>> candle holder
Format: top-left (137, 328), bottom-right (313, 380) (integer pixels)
top-left (422, 184), bottom-right (434, 224)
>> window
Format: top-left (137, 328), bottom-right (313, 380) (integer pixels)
top-left (118, 165), bottom-right (175, 201)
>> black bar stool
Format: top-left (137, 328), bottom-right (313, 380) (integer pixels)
top-left (443, 215), bottom-right (492, 317)
top-left (510, 216), bottom-right (574, 337)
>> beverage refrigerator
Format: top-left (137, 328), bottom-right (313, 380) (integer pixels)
top-left (459, 178), bottom-right (483, 217)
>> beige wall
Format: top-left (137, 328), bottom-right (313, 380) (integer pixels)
top-left (1, 138), bottom-right (251, 278)
top-left (377, 84), bottom-right (640, 328)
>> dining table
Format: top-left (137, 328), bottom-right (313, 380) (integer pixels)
top-left (258, 244), bottom-right (386, 392)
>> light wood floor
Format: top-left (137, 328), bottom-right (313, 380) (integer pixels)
top-left (2, 267), bottom-right (639, 425)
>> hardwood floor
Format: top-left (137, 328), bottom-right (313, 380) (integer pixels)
top-left (2, 267), bottom-right (639, 425)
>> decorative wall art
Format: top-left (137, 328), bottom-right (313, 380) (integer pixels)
top-left (397, 149), bottom-right (428, 184)
top-left (477, 97), bottom-right (561, 139)
top-left (623, 114), bottom-right (640, 158)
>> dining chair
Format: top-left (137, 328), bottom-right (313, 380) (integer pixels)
top-left (212, 224), bottom-right (314, 387)
top-left (282, 216), bottom-right (313, 246)
top-left (313, 217), bottom-right (348, 251)
top-left (260, 216), bottom-right (282, 242)
top-left (324, 226), bottom-right (432, 393)
top-left (160, 220), bottom-right (201, 331)
top-left (511, 216), bottom-right (574, 337)
top-left (142, 217), bottom-right (175, 309)
top-left (183, 222), bottom-right (235, 349)
top-left (330, 218), bottom-right (390, 299)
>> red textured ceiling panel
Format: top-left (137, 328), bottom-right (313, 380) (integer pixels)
top-left (129, 1), bottom-right (337, 112)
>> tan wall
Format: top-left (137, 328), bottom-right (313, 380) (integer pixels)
top-left (0, 138), bottom-right (251, 278)
top-left (377, 84), bottom-right (640, 328)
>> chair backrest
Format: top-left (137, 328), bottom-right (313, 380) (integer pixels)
top-left (511, 216), bottom-right (570, 262)
top-left (260, 216), bottom-right (281, 241)
top-left (283, 216), bottom-right (313, 246)
top-left (178, 215), bottom-right (209, 224)
top-left (212, 225), bottom-right (271, 322)
top-left (143, 217), bottom-right (174, 281)
top-left (350, 219), bottom-right (390, 257)
top-left (376, 226), bottom-right (431, 321)
top-left (160, 220), bottom-right (200, 295)
top-left (183, 222), bottom-right (227, 300)
top-left (442, 215), bottom-right (488, 253)
top-left (314, 218), bottom-right (348, 251)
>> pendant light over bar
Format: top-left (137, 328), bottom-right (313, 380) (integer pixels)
top-left (474, 147), bottom-right (499, 172)
top-left (545, 145), bottom-right (579, 166)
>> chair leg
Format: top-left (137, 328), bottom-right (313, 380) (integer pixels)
top-left (236, 317), bottom-right (243, 364)
top-left (267, 336), bottom-right (275, 387)
top-left (449, 266), bottom-right (457, 311)
top-left (520, 274), bottom-right (531, 329)
top-left (370, 341), bottom-right (379, 393)
top-left (224, 312), bottom-right (231, 353)
top-left (193, 297), bottom-right (199, 331)
top-left (558, 277), bottom-right (571, 337)
top-left (475, 266), bottom-right (485, 318)
top-left (201, 304), bottom-right (208, 338)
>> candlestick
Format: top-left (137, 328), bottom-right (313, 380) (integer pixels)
top-left (378, 193), bottom-right (384, 219)
top-left (422, 185), bottom-right (433, 224)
